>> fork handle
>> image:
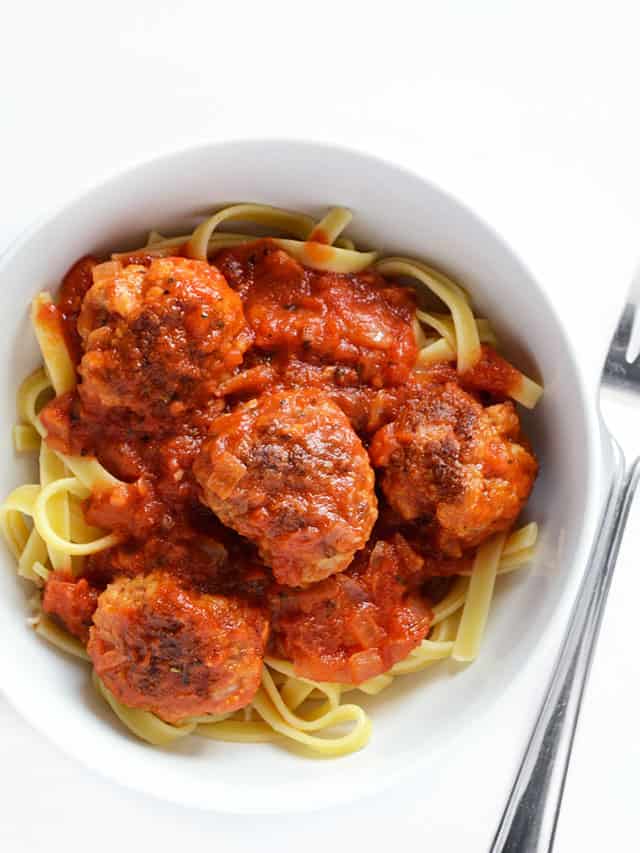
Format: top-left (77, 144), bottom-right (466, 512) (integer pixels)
top-left (491, 438), bottom-right (637, 853)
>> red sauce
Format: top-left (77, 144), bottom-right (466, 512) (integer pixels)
top-left (38, 242), bottom-right (535, 688)
top-left (37, 300), bottom-right (63, 333)
top-left (461, 344), bottom-right (523, 397)
top-left (214, 240), bottom-right (418, 388)
top-left (303, 240), bottom-right (334, 264)
top-left (42, 571), bottom-right (99, 642)
top-left (41, 391), bottom-right (223, 540)
top-left (270, 537), bottom-right (432, 683)
top-left (57, 256), bottom-right (98, 363)
top-left (307, 226), bottom-right (329, 244)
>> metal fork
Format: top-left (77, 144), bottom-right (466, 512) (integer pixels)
top-left (490, 280), bottom-right (640, 852)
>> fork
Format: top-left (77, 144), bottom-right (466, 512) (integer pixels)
top-left (490, 283), bottom-right (640, 852)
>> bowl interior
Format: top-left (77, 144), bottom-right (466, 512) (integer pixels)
top-left (0, 140), bottom-right (598, 813)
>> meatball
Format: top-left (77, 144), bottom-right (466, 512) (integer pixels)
top-left (269, 536), bottom-right (432, 684)
top-left (193, 389), bottom-right (378, 586)
top-left (77, 257), bottom-right (251, 425)
top-left (369, 381), bottom-right (537, 554)
top-left (42, 571), bottom-right (99, 643)
top-left (87, 572), bottom-right (268, 723)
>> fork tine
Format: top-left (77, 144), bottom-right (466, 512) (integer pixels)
top-left (607, 302), bottom-right (635, 364)
top-left (605, 268), bottom-right (640, 366)
top-left (626, 285), bottom-right (640, 365)
top-left (603, 278), bottom-right (640, 388)
top-left (624, 270), bottom-right (640, 356)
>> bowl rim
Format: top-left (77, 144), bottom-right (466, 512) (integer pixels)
top-left (0, 137), bottom-right (604, 812)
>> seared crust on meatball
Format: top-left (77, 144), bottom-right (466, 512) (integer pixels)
top-left (77, 257), bottom-right (251, 424)
top-left (369, 381), bottom-right (537, 554)
top-left (193, 389), bottom-right (378, 586)
top-left (87, 572), bottom-right (268, 723)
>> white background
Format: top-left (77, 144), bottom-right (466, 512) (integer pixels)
top-left (2, 2), bottom-right (640, 850)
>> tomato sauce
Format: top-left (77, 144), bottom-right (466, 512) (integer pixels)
top-left (461, 344), bottom-right (523, 398)
top-left (36, 300), bottom-right (68, 347)
top-left (269, 537), bottom-right (432, 683)
top-left (57, 256), bottom-right (98, 364)
top-left (42, 571), bottom-right (99, 643)
top-left (307, 226), bottom-right (329, 244)
top-left (415, 346), bottom-right (523, 399)
top-left (214, 240), bottom-right (418, 388)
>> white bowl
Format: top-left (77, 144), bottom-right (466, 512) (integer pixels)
top-left (0, 140), bottom-right (601, 813)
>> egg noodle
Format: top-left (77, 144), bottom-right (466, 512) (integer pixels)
top-left (0, 205), bottom-right (542, 756)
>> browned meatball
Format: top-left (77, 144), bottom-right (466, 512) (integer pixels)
top-left (193, 389), bottom-right (378, 586)
top-left (77, 257), bottom-right (252, 425)
top-left (369, 381), bottom-right (537, 555)
top-left (87, 572), bottom-right (268, 723)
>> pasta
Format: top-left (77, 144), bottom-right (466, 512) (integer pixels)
top-left (1, 204), bottom-right (542, 756)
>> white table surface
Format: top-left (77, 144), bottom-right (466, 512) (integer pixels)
top-left (3, 2), bottom-right (640, 850)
